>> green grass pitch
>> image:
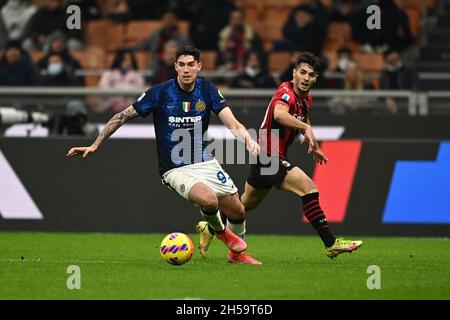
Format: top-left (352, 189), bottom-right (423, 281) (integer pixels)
top-left (1, 232), bottom-right (449, 300)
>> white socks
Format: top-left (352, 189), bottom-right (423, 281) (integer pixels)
top-left (200, 207), bottom-right (225, 232)
top-left (227, 219), bottom-right (246, 238)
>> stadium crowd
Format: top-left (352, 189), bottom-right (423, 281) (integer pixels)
top-left (0, 0), bottom-right (430, 116)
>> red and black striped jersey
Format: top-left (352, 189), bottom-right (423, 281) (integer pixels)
top-left (259, 81), bottom-right (312, 159)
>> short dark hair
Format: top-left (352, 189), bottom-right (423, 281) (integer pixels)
top-left (296, 4), bottom-right (314, 15)
top-left (244, 49), bottom-right (267, 69)
top-left (294, 52), bottom-right (322, 73)
top-left (176, 46), bottom-right (201, 62)
top-left (111, 49), bottom-right (138, 70)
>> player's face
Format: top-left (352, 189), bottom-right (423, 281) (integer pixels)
top-left (293, 63), bottom-right (317, 93)
top-left (175, 55), bottom-right (202, 87)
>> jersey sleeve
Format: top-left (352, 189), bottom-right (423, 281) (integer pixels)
top-left (132, 85), bottom-right (162, 117)
top-left (207, 80), bottom-right (228, 114)
top-left (273, 86), bottom-right (292, 109)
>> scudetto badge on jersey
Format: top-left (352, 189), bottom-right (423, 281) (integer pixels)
top-left (182, 102), bottom-right (191, 112)
top-left (282, 93), bottom-right (290, 102)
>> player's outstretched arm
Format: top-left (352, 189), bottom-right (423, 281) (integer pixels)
top-left (218, 107), bottom-right (259, 156)
top-left (66, 105), bottom-right (139, 158)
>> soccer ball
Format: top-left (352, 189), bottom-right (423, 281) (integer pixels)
top-left (160, 232), bottom-right (194, 266)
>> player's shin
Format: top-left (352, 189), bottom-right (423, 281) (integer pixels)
top-left (301, 192), bottom-right (336, 247)
top-left (200, 207), bottom-right (225, 232)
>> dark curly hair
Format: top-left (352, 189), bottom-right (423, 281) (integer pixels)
top-left (295, 52), bottom-right (323, 73)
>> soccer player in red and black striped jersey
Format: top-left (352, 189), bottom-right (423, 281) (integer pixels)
top-left (241, 52), bottom-right (363, 259)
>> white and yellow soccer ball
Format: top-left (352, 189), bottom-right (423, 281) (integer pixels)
top-left (160, 232), bottom-right (194, 266)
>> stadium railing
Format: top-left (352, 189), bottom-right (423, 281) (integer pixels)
top-left (0, 87), bottom-right (448, 117)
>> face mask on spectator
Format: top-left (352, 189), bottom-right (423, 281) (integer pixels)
top-left (338, 58), bottom-right (350, 71)
top-left (120, 66), bottom-right (130, 74)
top-left (245, 66), bottom-right (260, 78)
top-left (48, 63), bottom-right (63, 75)
top-left (386, 61), bottom-right (402, 72)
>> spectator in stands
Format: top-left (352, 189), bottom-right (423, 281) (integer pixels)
top-left (36, 32), bottom-right (84, 86)
top-left (340, 61), bottom-right (373, 90)
top-left (336, 47), bottom-right (354, 72)
top-left (107, 0), bottom-right (169, 21)
top-left (281, 4), bottom-right (329, 55)
top-left (128, 0), bottom-right (169, 20)
top-left (190, 0), bottom-right (237, 50)
top-left (300, 0), bottom-right (330, 29)
top-left (148, 39), bottom-right (178, 85)
top-left (328, 60), bottom-right (375, 113)
top-left (23, 0), bottom-right (83, 51)
top-left (171, 0), bottom-right (197, 20)
top-left (230, 50), bottom-right (276, 89)
top-left (351, 0), bottom-right (413, 53)
top-left (381, 49), bottom-right (417, 90)
top-left (330, 0), bottom-right (358, 22)
top-left (98, 49), bottom-right (145, 112)
top-left (0, 40), bottom-right (40, 85)
top-left (0, 0), bottom-right (37, 44)
top-left (230, 50), bottom-right (276, 88)
top-left (135, 9), bottom-right (190, 58)
top-left (105, 0), bottom-right (130, 22)
top-left (41, 53), bottom-right (81, 86)
top-left (380, 49), bottom-right (418, 113)
top-left (217, 9), bottom-right (262, 72)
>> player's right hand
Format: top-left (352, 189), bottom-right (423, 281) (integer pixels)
top-left (66, 145), bottom-right (97, 158)
top-left (301, 125), bottom-right (316, 154)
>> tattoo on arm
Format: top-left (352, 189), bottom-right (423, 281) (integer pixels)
top-left (92, 106), bottom-right (138, 147)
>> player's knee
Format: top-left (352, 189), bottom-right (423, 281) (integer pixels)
top-left (198, 193), bottom-right (219, 211)
top-left (303, 178), bottom-right (317, 193)
top-left (305, 187), bottom-right (319, 195)
top-left (233, 203), bottom-right (246, 219)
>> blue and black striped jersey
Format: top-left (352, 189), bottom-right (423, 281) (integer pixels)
top-left (133, 78), bottom-right (227, 175)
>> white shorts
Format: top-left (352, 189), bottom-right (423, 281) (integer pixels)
top-left (161, 159), bottom-right (238, 200)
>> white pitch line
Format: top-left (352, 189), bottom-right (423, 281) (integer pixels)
top-left (0, 259), bottom-right (149, 264)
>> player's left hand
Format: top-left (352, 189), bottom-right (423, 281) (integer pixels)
top-left (312, 146), bottom-right (328, 165)
top-left (245, 138), bottom-right (260, 156)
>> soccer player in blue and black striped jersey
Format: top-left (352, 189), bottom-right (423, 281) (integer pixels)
top-left (67, 46), bottom-right (261, 264)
